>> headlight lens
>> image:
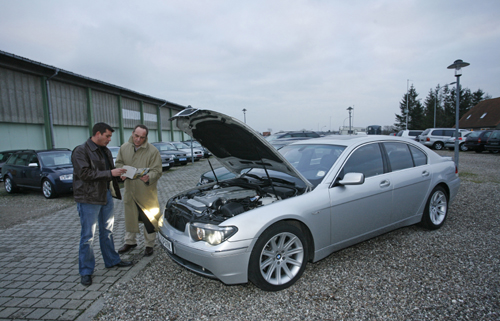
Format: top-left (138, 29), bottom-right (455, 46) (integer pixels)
top-left (189, 223), bottom-right (237, 245)
top-left (59, 174), bottom-right (73, 181)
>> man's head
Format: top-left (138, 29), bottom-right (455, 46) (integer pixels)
top-left (132, 124), bottom-right (148, 148)
top-left (91, 122), bottom-right (115, 147)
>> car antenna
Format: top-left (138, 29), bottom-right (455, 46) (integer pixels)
top-left (251, 136), bottom-right (280, 199)
top-left (207, 158), bottom-right (219, 185)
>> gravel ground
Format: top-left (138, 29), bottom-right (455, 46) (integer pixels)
top-left (2, 150), bottom-right (499, 320)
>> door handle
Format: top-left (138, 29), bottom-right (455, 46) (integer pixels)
top-left (379, 180), bottom-right (390, 188)
top-left (422, 170), bottom-right (430, 177)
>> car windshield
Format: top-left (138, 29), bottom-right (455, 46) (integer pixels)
top-left (39, 151), bottom-right (72, 167)
top-left (246, 144), bottom-right (346, 188)
top-left (172, 142), bottom-right (189, 149)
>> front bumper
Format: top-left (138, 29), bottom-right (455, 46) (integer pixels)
top-left (158, 224), bottom-right (252, 285)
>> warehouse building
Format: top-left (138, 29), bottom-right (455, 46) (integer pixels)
top-left (0, 50), bottom-right (188, 151)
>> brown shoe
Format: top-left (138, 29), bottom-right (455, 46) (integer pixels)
top-left (144, 247), bottom-right (154, 256)
top-left (118, 244), bottom-right (137, 254)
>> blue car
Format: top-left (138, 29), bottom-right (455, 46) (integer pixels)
top-left (2, 149), bottom-right (73, 199)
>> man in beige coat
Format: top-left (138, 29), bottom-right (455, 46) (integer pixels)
top-left (115, 125), bottom-right (163, 257)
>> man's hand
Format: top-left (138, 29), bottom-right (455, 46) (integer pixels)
top-left (139, 174), bottom-right (150, 183)
top-left (111, 168), bottom-right (127, 177)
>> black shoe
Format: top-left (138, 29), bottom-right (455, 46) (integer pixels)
top-left (144, 247), bottom-right (154, 257)
top-left (81, 275), bottom-right (92, 286)
top-left (118, 244), bottom-right (137, 254)
top-left (113, 260), bottom-right (133, 268)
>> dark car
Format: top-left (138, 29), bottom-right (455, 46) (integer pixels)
top-left (464, 130), bottom-right (494, 153)
top-left (2, 149), bottom-right (73, 198)
top-left (0, 150), bottom-right (23, 181)
top-left (152, 142), bottom-right (188, 166)
top-left (485, 130), bottom-right (500, 153)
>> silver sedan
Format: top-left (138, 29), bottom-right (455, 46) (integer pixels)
top-left (158, 108), bottom-right (460, 291)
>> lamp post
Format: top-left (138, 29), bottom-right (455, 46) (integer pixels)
top-left (434, 82), bottom-right (456, 128)
top-left (447, 59), bottom-right (470, 169)
top-left (347, 106), bottom-right (353, 135)
top-left (242, 108), bottom-right (247, 123)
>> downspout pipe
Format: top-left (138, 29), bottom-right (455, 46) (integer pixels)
top-left (46, 69), bottom-right (59, 149)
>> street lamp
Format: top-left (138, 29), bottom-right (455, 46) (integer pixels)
top-left (434, 82), bottom-right (456, 128)
top-left (347, 106), bottom-right (353, 134)
top-left (447, 59), bottom-right (470, 169)
top-left (242, 108), bottom-right (247, 123)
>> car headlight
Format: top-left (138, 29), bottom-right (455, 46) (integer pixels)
top-left (189, 223), bottom-right (237, 245)
top-left (59, 174), bottom-right (73, 181)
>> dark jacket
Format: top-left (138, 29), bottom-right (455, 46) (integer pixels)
top-left (72, 138), bottom-right (122, 204)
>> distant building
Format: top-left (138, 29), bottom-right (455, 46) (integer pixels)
top-left (0, 50), bottom-right (187, 151)
top-left (459, 97), bottom-right (500, 130)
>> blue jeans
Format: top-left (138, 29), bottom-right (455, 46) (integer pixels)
top-left (78, 190), bottom-right (121, 276)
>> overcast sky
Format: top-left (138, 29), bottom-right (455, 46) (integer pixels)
top-left (1, 0), bottom-right (499, 133)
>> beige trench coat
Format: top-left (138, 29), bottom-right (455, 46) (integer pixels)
top-left (115, 135), bottom-right (163, 233)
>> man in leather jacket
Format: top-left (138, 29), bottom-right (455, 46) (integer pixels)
top-left (72, 122), bottom-right (132, 286)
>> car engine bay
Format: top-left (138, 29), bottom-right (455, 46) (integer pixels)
top-left (164, 176), bottom-right (305, 231)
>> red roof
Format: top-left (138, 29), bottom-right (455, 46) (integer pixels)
top-left (459, 97), bottom-right (500, 129)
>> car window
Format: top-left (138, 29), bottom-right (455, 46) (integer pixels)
top-left (343, 143), bottom-right (384, 178)
top-left (0, 152), bottom-right (14, 163)
top-left (28, 154), bottom-right (39, 165)
top-left (409, 131), bottom-right (422, 137)
top-left (383, 142), bottom-right (414, 171)
top-left (6, 154), bottom-right (18, 165)
top-left (40, 152), bottom-right (72, 166)
top-left (421, 129), bottom-right (430, 136)
top-left (396, 131), bottom-right (403, 137)
top-left (306, 133), bottom-right (320, 138)
top-left (279, 144), bottom-right (345, 186)
top-left (444, 130), bottom-right (455, 137)
top-left (14, 153), bottom-right (30, 166)
top-left (490, 131), bottom-right (500, 139)
top-left (432, 130), bottom-right (442, 136)
top-left (409, 146), bottom-right (427, 166)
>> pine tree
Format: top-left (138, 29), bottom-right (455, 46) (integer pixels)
top-left (394, 85), bottom-right (423, 130)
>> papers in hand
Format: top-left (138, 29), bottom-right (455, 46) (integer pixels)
top-left (122, 165), bottom-right (150, 179)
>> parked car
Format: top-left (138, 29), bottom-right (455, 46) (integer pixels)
top-left (152, 142), bottom-right (188, 166)
top-left (444, 131), bottom-right (471, 151)
top-left (419, 128), bottom-right (458, 150)
top-left (2, 149), bottom-right (73, 198)
top-left (464, 130), bottom-right (494, 153)
top-left (107, 146), bottom-right (120, 165)
top-left (0, 150), bottom-right (23, 181)
top-left (169, 141), bottom-right (204, 161)
top-left (158, 108), bottom-right (460, 291)
top-left (265, 131), bottom-right (320, 142)
top-left (183, 140), bottom-right (212, 158)
top-left (396, 130), bottom-right (424, 141)
top-left (485, 130), bottom-right (500, 153)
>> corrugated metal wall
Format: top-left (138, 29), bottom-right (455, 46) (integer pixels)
top-left (50, 81), bottom-right (88, 126)
top-left (0, 56), bottom-right (185, 150)
top-left (94, 90), bottom-right (120, 128)
top-left (0, 66), bottom-right (44, 124)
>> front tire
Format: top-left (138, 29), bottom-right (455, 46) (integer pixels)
top-left (42, 179), bottom-right (56, 199)
top-left (459, 143), bottom-right (468, 151)
top-left (420, 186), bottom-right (448, 230)
top-left (248, 222), bottom-right (308, 291)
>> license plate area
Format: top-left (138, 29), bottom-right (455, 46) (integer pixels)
top-left (160, 234), bottom-right (173, 253)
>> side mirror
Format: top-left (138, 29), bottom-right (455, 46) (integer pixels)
top-left (28, 163), bottom-right (39, 167)
top-left (339, 172), bottom-right (365, 186)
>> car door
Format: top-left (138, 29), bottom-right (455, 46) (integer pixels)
top-left (23, 153), bottom-right (42, 188)
top-left (329, 143), bottom-right (393, 247)
top-left (8, 153), bottom-right (31, 186)
top-left (383, 142), bottom-right (432, 223)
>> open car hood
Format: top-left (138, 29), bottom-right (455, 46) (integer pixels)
top-left (171, 108), bottom-right (314, 189)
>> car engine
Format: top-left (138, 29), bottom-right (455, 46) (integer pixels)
top-left (164, 177), bottom-right (303, 231)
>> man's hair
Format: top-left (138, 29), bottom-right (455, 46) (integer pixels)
top-left (133, 124), bottom-right (149, 136)
top-left (92, 122), bottom-right (115, 136)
